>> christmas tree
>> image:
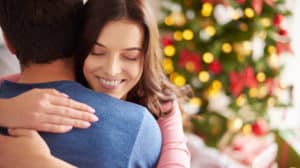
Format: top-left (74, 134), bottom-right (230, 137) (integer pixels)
top-left (159, 0), bottom-right (292, 147)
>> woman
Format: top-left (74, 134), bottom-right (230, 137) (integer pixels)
top-left (0, 0), bottom-right (190, 167)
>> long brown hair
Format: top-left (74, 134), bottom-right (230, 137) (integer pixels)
top-left (75, 0), bottom-right (187, 117)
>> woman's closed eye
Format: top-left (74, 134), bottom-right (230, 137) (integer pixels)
top-left (91, 45), bottom-right (106, 56)
top-left (123, 55), bottom-right (140, 61)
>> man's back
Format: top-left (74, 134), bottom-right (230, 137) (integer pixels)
top-left (0, 80), bottom-right (162, 168)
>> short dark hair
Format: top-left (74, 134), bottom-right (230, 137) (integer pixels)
top-left (0, 0), bottom-right (83, 65)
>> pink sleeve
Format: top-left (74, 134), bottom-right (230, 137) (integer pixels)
top-left (0, 73), bottom-right (20, 83)
top-left (156, 100), bottom-right (191, 168)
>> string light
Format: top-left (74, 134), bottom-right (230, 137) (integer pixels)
top-left (222, 42), bottom-right (232, 53)
top-left (164, 16), bottom-right (174, 26)
top-left (267, 45), bottom-right (276, 55)
top-left (198, 71), bottom-right (210, 82)
top-left (203, 52), bottom-right (214, 64)
top-left (236, 94), bottom-right (246, 106)
top-left (242, 124), bottom-right (252, 134)
top-left (164, 45), bottom-right (176, 57)
top-left (162, 58), bottom-right (174, 74)
top-left (174, 75), bottom-right (186, 86)
top-left (201, 3), bottom-right (213, 17)
top-left (173, 31), bottom-right (183, 41)
top-left (249, 88), bottom-right (259, 98)
top-left (189, 97), bottom-right (202, 107)
top-left (256, 72), bottom-right (266, 82)
top-left (205, 26), bottom-right (216, 36)
top-left (244, 8), bottom-right (255, 18)
top-left (261, 18), bottom-right (271, 27)
top-left (183, 29), bottom-right (194, 40)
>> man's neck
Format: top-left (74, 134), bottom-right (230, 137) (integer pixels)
top-left (18, 58), bottom-right (75, 83)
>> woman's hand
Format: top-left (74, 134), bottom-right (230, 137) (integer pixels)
top-left (0, 88), bottom-right (99, 133)
top-left (0, 129), bottom-right (76, 168)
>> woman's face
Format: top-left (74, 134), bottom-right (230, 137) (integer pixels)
top-left (83, 20), bottom-right (144, 100)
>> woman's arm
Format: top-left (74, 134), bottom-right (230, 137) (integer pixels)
top-left (156, 100), bottom-right (191, 168)
top-left (0, 74), bottom-right (98, 133)
top-left (0, 129), bottom-right (76, 168)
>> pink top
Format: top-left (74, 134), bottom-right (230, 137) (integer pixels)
top-left (0, 74), bottom-right (191, 168)
top-left (157, 100), bottom-right (191, 168)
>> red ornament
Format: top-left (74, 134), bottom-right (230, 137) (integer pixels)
top-left (243, 67), bottom-right (258, 88)
top-left (252, 0), bottom-right (274, 14)
top-left (229, 71), bottom-right (244, 96)
top-left (209, 60), bottom-right (222, 74)
top-left (161, 35), bottom-right (174, 47)
top-left (251, 119), bottom-right (269, 136)
top-left (265, 78), bottom-right (279, 95)
top-left (276, 42), bottom-right (293, 55)
top-left (229, 67), bottom-right (258, 97)
top-left (279, 29), bottom-right (288, 36)
top-left (179, 49), bottom-right (202, 73)
top-left (273, 14), bottom-right (284, 27)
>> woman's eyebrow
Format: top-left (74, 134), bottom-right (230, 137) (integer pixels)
top-left (95, 41), bottom-right (142, 52)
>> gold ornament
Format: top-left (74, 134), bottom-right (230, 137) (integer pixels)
top-left (174, 75), bottom-right (186, 86)
top-left (164, 45), bottom-right (176, 57)
top-left (236, 94), bottom-right (247, 106)
top-left (249, 88), bottom-right (259, 98)
top-left (198, 71), bottom-right (210, 82)
top-left (233, 41), bottom-right (252, 57)
top-left (257, 86), bottom-right (268, 99)
top-left (260, 17), bottom-right (271, 27)
top-left (189, 97), bottom-right (202, 107)
top-left (268, 54), bottom-right (279, 68)
top-left (203, 52), bottom-right (214, 64)
top-left (173, 31), bottom-right (183, 41)
top-left (227, 118), bottom-right (243, 133)
top-left (256, 72), bottom-right (266, 82)
top-left (170, 12), bottom-right (187, 27)
top-left (205, 26), bottom-right (216, 37)
top-left (164, 16), bottom-right (174, 26)
top-left (267, 45), bottom-right (276, 55)
top-left (183, 29), bottom-right (194, 40)
top-left (222, 42), bottom-right (233, 53)
top-left (201, 3), bottom-right (213, 17)
top-left (208, 80), bottom-right (223, 96)
top-left (242, 124), bottom-right (252, 134)
top-left (162, 58), bottom-right (174, 74)
top-left (244, 8), bottom-right (255, 18)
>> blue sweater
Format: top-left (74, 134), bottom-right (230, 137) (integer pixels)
top-left (0, 80), bottom-right (162, 168)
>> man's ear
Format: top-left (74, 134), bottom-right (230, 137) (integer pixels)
top-left (2, 33), bottom-right (16, 55)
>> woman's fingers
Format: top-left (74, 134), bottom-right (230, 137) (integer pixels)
top-left (46, 104), bottom-right (99, 123)
top-left (37, 123), bottom-right (73, 133)
top-left (50, 96), bottom-right (95, 113)
top-left (8, 128), bottom-right (38, 137)
top-left (41, 114), bottom-right (93, 129)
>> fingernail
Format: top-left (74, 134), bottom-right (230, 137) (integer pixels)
top-left (88, 107), bottom-right (96, 113)
top-left (62, 93), bottom-right (69, 98)
top-left (91, 115), bottom-right (99, 122)
top-left (83, 122), bottom-right (91, 128)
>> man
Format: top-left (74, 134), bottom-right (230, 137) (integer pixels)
top-left (0, 0), bottom-right (162, 167)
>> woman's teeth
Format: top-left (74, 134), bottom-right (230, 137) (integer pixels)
top-left (100, 78), bottom-right (122, 86)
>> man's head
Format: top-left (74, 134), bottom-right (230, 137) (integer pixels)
top-left (0, 0), bottom-right (83, 66)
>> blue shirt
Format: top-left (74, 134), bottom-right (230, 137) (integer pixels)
top-left (0, 80), bottom-right (162, 168)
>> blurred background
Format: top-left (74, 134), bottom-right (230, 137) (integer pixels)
top-left (1, 0), bottom-right (299, 167)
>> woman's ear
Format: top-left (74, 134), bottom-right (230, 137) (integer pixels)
top-left (2, 33), bottom-right (16, 55)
